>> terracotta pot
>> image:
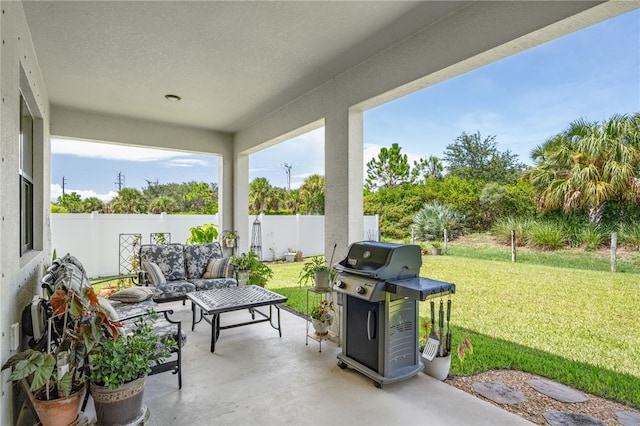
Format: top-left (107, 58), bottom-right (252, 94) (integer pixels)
top-left (32, 384), bottom-right (85, 426)
top-left (99, 285), bottom-right (117, 298)
top-left (91, 376), bottom-right (146, 426)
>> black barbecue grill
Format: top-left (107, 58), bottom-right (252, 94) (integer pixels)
top-left (333, 241), bottom-right (455, 387)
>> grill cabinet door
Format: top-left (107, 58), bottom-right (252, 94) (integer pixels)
top-left (345, 296), bottom-right (380, 372)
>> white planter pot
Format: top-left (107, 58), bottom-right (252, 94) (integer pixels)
top-left (311, 318), bottom-right (330, 336)
top-left (422, 354), bottom-right (451, 381)
top-left (285, 253), bottom-right (296, 263)
top-left (314, 270), bottom-right (330, 290)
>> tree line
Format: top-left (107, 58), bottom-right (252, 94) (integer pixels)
top-left (365, 113), bottom-right (640, 240)
top-left (53, 113), bottom-right (640, 245)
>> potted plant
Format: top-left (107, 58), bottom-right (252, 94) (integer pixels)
top-left (430, 240), bottom-right (443, 256)
top-left (232, 252), bottom-right (274, 287)
top-left (418, 310), bottom-right (472, 381)
top-left (185, 223), bottom-right (219, 244)
top-left (224, 231), bottom-right (239, 248)
top-left (298, 256), bottom-right (332, 290)
top-left (309, 299), bottom-right (335, 336)
top-left (2, 286), bottom-right (120, 426)
top-left (89, 312), bottom-right (176, 425)
top-left (285, 249), bottom-right (297, 263)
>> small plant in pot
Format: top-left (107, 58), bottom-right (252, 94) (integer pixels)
top-left (232, 252), bottom-right (273, 287)
top-left (430, 240), bottom-right (443, 255)
top-left (2, 285), bottom-right (120, 426)
top-left (298, 256), bottom-right (332, 290)
top-left (89, 312), bottom-right (176, 426)
top-left (309, 299), bottom-right (334, 336)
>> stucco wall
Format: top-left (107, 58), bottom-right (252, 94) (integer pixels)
top-left (0, 2), bottom-right (51, 424)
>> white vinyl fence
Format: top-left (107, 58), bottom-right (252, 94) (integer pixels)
top-left (51, 213), bottom-right (378, 278)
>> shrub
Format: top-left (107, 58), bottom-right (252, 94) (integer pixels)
top-left (491, 217), bottom-right (532, 246)
top-left (527, 220), bottom-right (565, 250)
top-left (619, 223), bottom-right (640, 250)
top-left (579, 225), bottom-right (606, 251)
top-left (412, 200), bottom-right (465, 241)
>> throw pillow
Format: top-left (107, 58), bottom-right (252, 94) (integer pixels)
top-left (143, 260), bottom-right (166, 286)
top-left (202, 257), bottom-right (234, 279)
top-left (109, 286), bottom-right (157, 303)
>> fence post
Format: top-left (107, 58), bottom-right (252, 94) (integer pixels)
top-left (611, 232), bottom-right (617, 272)
top-left (443, 229), bottom-right (448, 255)
top-left (511, 230), bottom-right (517, 263)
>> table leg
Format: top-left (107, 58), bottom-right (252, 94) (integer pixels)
top-left (210, 313), bottom-right (219, 353)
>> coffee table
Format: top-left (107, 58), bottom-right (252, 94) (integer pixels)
top-left (187, 285), bottom-right (288, 352)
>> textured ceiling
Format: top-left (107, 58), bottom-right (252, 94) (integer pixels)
top-left (22, 1), bottom-right (471, 133)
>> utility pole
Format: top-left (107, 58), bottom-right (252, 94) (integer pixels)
top-left (115, 172), bottom-right (125, 191)
top-left (283, 163), bottom-right (292, 191)
top-left (62, 176), bottom-right (68, 196)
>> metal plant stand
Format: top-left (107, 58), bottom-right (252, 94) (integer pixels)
top-left (250, 217), bottom-right (262, 260)
top-left (119, 233), bottom-right (142, 276)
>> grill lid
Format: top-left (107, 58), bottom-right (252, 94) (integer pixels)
top-left (334, 241), bottom-right (422, 280)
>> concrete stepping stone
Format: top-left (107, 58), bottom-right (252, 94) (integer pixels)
top-left (471, 381), bottom-right (526, 404)
top-left (542, 410), bottom-right (605, 426)
top-left (616, 411), bottom-right (640, 426)
top-left (527, 379), bottom-right (589, 403)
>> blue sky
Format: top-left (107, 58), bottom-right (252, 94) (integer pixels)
top-left (51, 9), bottom-right (640, 202)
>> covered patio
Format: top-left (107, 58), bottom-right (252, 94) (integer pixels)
top-left (1, 1), bottom-right (637, 424)
top-left (83, 300), bottom-right (531, 425)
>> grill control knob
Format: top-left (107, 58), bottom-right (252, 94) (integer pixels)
top-left (356, 286), bottom-right (366, 295)
top-left (336, 280), bottom-right (346, 289)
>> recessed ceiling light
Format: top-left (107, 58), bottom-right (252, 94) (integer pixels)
top-left (164, 94), bottom-right (181, 102)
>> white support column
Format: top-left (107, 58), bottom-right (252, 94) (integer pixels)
top-left (234, 153), bottom-right (250, 254)
top-left (325, 108), bottom-right (363, 261)
top-left (219, 154), bottom-right (234, 242)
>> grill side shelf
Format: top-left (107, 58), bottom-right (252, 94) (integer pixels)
top-left (385, 277), bottom-right (455, 301)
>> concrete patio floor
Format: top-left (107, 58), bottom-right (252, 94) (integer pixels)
top-left (85, 300), bottom-right (533, 425)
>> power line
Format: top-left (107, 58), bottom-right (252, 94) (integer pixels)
top-left (115, 171), bottom-right (125, 191)
top-left (62, 176), bottom-right (68, 196)
top-left (283, 163), bottom-right (292, 191)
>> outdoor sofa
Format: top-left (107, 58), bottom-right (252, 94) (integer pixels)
top-left (138, 241), bottom-right (238, 303)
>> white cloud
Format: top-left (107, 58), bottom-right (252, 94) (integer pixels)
top-left (51, 183), bottom-right (118, 203)
top-left (52, 138), bottom-right (190, 162)
top-left (166, 158), bottom-right (211, 168)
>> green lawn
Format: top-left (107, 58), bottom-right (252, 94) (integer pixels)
top-left (266, 251), bottom-right (640, 409)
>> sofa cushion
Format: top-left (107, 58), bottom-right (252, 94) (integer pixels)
top-left (153, 280), bottom-right (197, 301)
top-left (140, 244), bottom-right (186, 281)
top-left (110, 299), bottom-right (186, 347)
top-left (183, 242), bottom-right (223, 279)
top-left (109, 286), bottom-right (157, 303)
top-left (142, 260), bottom-right (167, 286)
top-left (189, 278), bottom-right (238, 291)
top-left (202, 257), bottom-right (234, 279)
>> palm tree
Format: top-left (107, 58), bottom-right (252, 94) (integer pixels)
top-left (526, 113), bottom-right (640, 224)
top-left (300, 174), bottom-right (325, 214)
top-left (148, 196), bottom-right (178, 214)
top-left (249, 177), bottom-right (273, 214)
top-left (412, 200), bottom-right (465, 240)
top-left (82, 197), bottom-right (105, 213)
top-left (284, 189), bottom-right (302, 214)
top-left (109, 188), bottom-right (147, 213)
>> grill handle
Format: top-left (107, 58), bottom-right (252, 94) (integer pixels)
top-left (367, 310), bottom-right (376, 340)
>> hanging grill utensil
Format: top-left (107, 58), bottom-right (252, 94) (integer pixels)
top-left (438, 299), bottom-right (445, 357)
top-left (422, 300), bottom-right (440, 361)
top-left (445, 299), bottom-right (452, 355)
